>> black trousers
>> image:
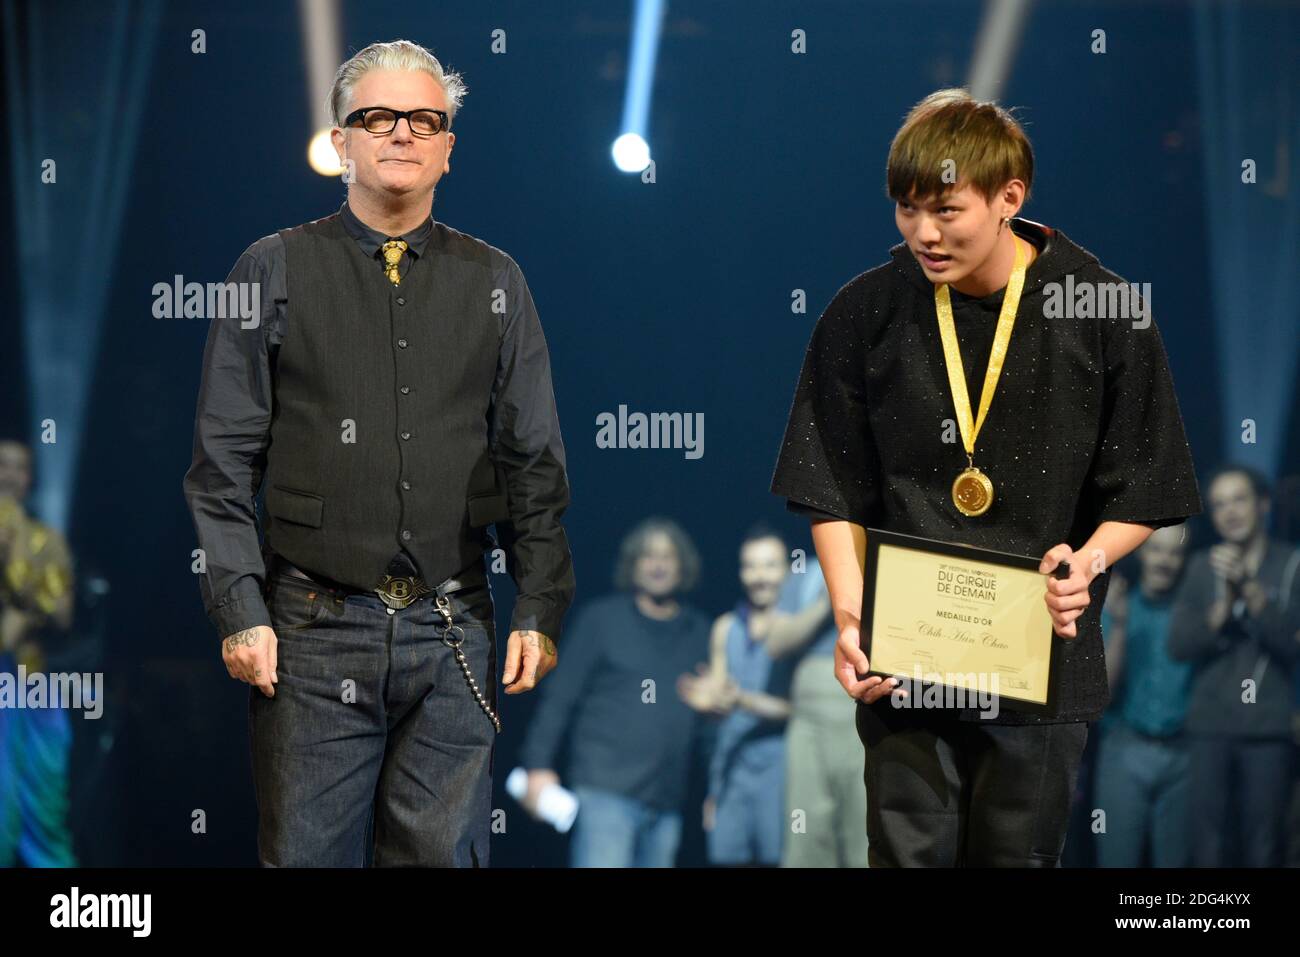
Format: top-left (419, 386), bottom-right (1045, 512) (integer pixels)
top-left (856, 701), bottom-right (1089, 867)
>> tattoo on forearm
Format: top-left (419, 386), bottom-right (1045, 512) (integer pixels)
top-left (224, 628), bottom-right (261, 653)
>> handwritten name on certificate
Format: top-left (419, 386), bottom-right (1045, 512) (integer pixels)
top-left (869, 542), bottom-right (1054, 706)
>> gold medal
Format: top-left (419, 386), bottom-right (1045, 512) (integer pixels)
top-left (933, 234), bottom-right (1030, 518)
top-left (952, 466), bottom-right (993, 516)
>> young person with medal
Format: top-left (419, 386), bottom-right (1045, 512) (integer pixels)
top-left (769, 89), bottom-right (1202, 866)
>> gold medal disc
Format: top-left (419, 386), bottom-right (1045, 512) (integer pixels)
top-left (952, 467), bottom-right (994, 517)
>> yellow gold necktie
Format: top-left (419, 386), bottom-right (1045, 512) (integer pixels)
top-left (381, 239), bottom-right (408, 285)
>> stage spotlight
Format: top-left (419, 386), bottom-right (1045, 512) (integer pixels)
top-left (611, 0), bottom-right (665, 173)
top-left (308, 128), bottom-right (344, 176)
top-left (612, 132), bottom-right (651, 173)
top-left (299, 0), bottom-right (342, 174)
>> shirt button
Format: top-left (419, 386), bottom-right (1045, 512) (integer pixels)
top-left (397, 338), bottom-right (408, 348)
top-left (401, 431), bottom-right (411, 440)
top-left (396, 297), bottom-right (406, 306)
top-left (401, 480), bottom-right (411, 491)
top-left (400, 386), bottom-right (410, 395)
top-left (401, 529), bottom-right (412, 542)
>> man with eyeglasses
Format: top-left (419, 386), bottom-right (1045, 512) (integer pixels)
top-left (183, 39), bottom-right (575, 867)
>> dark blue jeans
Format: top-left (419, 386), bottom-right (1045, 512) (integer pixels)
top-left (1093, 723), bottom-right (1190, 867)
top-left (569, 786), bottom-right (682, 867)
top-left (249, 568), bottom-right (498, 867)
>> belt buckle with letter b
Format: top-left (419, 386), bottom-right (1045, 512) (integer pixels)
top-left (375, 574), bottom-right (432, 610)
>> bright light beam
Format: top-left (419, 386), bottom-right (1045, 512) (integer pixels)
top-left (299, 0), bottom-right (344, 176)
top-left (612, 0), bottom-right (665, 172)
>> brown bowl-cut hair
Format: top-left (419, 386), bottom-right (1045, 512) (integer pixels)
top-left (613, 517), bottom-right (701, 593)
top-left (886, 88), bottom-right (1034, 205)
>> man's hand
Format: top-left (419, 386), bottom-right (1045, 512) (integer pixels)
top-left (522, 768), bottom-right (560, 819)
top-left (714, 675), bottom-right (742, 712)
top-left (1209, 543), bottom-right (1249, 591)
top-left (677, 665), bottom-right (719, 712)
top-left (834, 619), bottom-right (906, 704)
top-left (222, 625), bottom-right (278, 698)
top-left (502, 629), bottom-right (557, 694)
top-left (1041, 544), bottom-right (1093, 639)
top-left (677, 665), bottom-right (738, 715)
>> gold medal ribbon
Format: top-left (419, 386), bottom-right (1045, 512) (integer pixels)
top-left (933, 235), bottom-right (1029, 515)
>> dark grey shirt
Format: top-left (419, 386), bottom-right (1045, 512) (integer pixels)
top-left (518, 593), bottom-right (714, 810)
top-left (1168, 540), bottom-right (1300, 738)
top-left (185, 200), bottom-right (572, 640)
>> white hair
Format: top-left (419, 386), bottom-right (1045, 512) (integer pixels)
top-left (327, 39), bottom-right (466, 127)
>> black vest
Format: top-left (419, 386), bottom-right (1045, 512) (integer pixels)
top-left (262, 212), bottom-right (510, 589)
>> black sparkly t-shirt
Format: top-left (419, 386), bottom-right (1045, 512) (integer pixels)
top-left (770, 218), bottom-right (1203, 724)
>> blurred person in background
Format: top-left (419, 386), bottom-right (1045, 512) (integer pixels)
top-left (1093, 525), bottom-right (1193, 866)
top-left (1169, 465), bottom-right (1300, 867)
top-left (680, 523), bottom-right (795, 866)
top-left (520, 518), bottom-right (710, 867)
top-left (0, 437), bottom-right (77, 867)
top-left (763, 548), bottom-right (869, 867)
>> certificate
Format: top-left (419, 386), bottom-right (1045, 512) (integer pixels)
top-left (861, 528), bottom-right (1065, 714)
